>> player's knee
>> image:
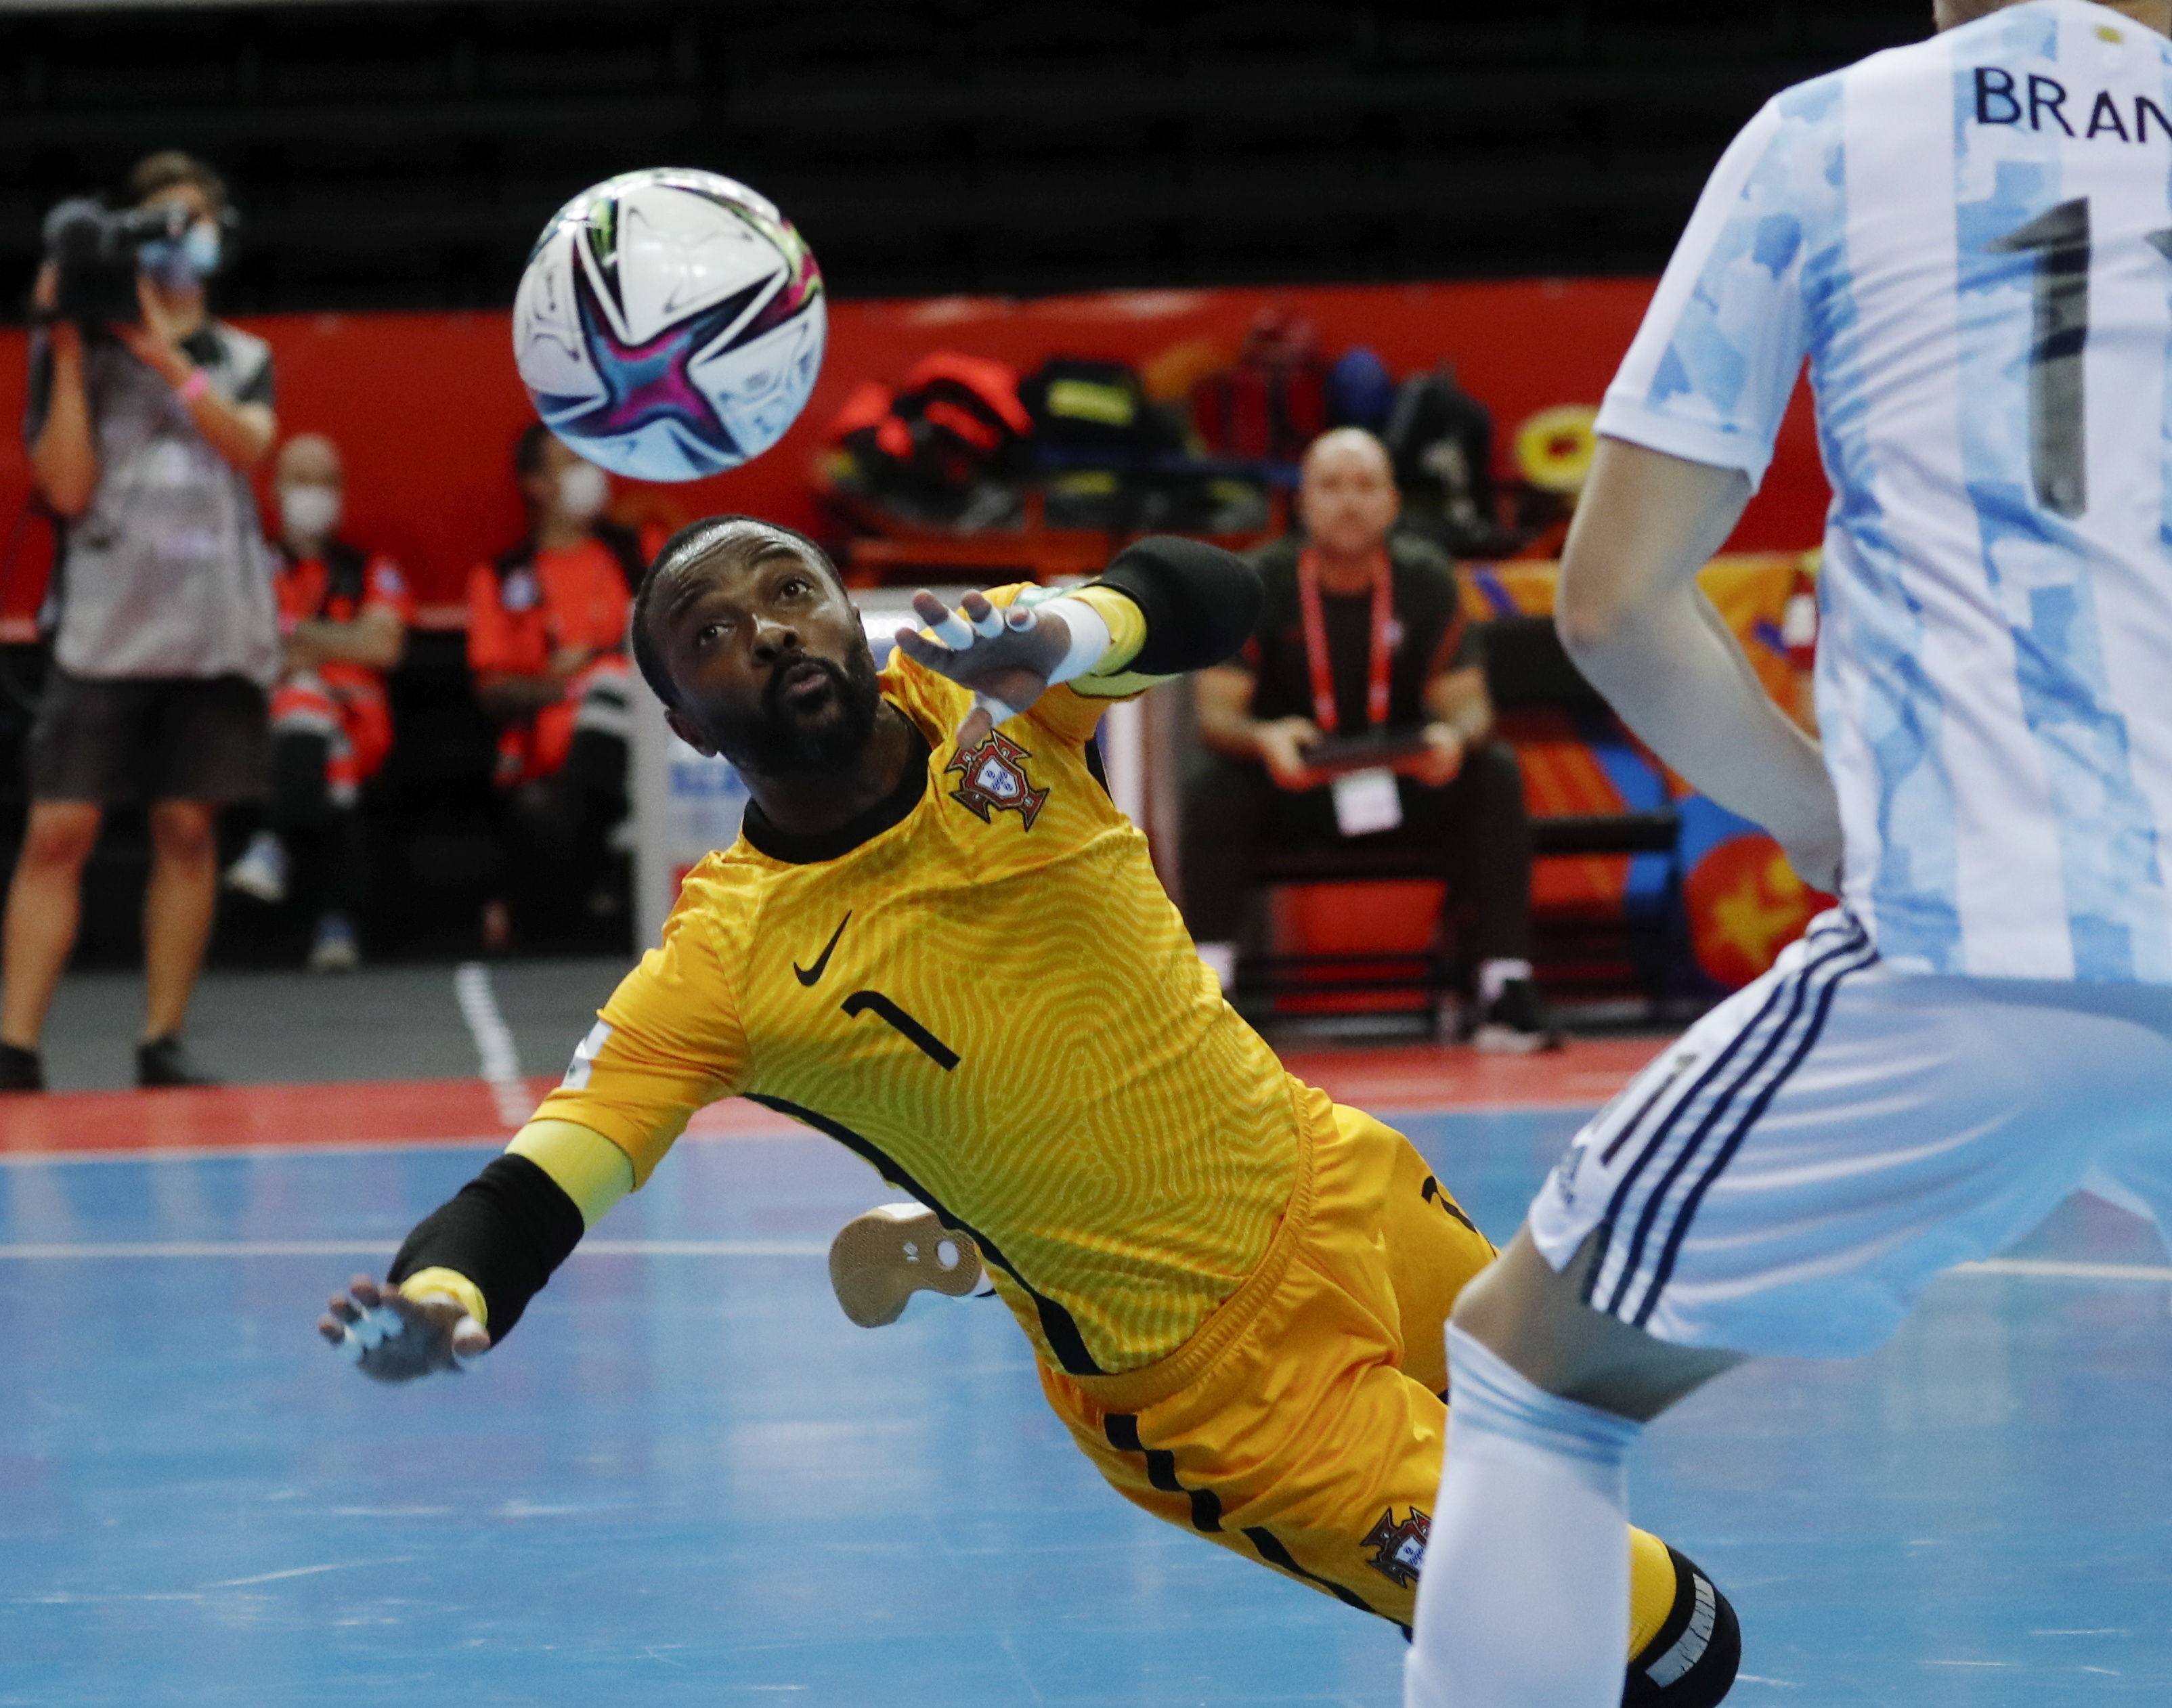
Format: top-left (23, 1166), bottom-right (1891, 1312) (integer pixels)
top-left (20, 804), bottom-right (100, 871)
top-left (1624, 1547), bottom-right (1739, 1708)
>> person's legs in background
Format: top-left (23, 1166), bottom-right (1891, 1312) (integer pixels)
top-left (1399, 741), bottom-right (1559, 1051)
top-left (140, 798), bottom-right (221, 1084)
top-left (488, 665), bottom-right (630, 953)
top-left (0, 800), bottom-right (103, 1091)
top-left (135, 675), bottom-right (270, 1086)
top-left (499, 737), bottom-right (629, 950)
top-left (227, 678), bottom-right (371, 972)
top-left (1179, 753), bottom-right (1277, 994)
top-left (559, 710), bottom-right (630, 933)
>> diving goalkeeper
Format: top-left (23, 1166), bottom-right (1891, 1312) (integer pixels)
top-left (318, 517), bottom-right (1737, 1703)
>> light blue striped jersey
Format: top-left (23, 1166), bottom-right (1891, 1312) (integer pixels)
top-left (1598, 0), bottom-right (2172, 982)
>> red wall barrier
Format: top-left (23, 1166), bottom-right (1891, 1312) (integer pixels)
top-left (0, 277), bottom-right (1827, 626)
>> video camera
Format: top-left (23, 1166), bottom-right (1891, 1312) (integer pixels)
top-left (39, 198), bottom-right (194, 328)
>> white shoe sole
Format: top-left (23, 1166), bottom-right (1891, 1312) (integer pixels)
top-left (1470, 1023), bottom-right (1564, 1055)
top-left (223, 867), bottom-right (286, 905)
top-left (828, 1203), bottom-right (984, 1327)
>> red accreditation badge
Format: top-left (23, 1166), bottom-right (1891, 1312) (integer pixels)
top-left (947, 730), bottom-right (1049, 829)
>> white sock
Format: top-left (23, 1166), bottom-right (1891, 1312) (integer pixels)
top-left (1406, 1326), bottom-right (1641, 1708)
top-left (1196, 941), bottom-right (1238, 994)
top-left (1478, 957), bottom-right (1532, 1007)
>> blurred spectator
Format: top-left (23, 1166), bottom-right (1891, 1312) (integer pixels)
top-left (1, 150), bottom-right (276, 1093)
top-left (1183, 427), bottom-right (1558, 1052)
top-left (223, 433), bottom-right (411, 971)
top-left (1189, 309), bottom-right (1329, 464)
top-left (468, 425), bottom-right (651, 952)
top-left (1383, 362), bottom-right (1508, 556)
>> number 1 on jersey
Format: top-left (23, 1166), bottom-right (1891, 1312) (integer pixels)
top-left (1991, 197), bottom-right (2090, 519)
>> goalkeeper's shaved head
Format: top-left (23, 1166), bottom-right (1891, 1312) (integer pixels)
top-left (634, 514), bottom-right (881, 778)
top-left (632, 515), bottom-right (846, 711)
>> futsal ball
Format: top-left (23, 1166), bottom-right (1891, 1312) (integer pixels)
top-left (513, 167), bottom-right (827, 482)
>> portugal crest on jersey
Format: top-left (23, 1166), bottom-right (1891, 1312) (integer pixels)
top-left (1362, 1506), bottom-right (1431, 1588)
top-left (947, 731), bottom-right (1048, 829)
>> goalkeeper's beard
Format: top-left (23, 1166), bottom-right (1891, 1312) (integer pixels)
top-left (718, 640), bottom-right (884, 776)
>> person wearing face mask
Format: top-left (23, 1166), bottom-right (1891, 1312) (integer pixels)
top-left (466, 424), bottom-right (658, 952)
top-left (223, 433), bottom-right (411, 971)
top-left (2, 150), bottom-right (279, 1094)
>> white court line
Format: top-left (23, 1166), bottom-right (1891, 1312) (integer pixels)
top-left (0, 1238), bottom-right (827, 1260)
top-left (200, 1556), bottom-right (413, 1589)
top-left (1953, 1257), bottom-right (2172, 1284)
top-left (453, 961), bottom-right (534, 1129)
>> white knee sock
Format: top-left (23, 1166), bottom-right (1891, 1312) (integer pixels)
top-left (1405, 1326), bottom-right (1642, 1708)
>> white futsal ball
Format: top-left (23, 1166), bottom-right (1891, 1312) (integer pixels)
top-left (512, 167), bottom-right (827, 482)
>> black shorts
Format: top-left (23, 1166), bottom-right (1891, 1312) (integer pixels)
top-left (27, 670), bottom-right (269, 806)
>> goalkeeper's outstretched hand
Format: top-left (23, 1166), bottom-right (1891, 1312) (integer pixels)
top-left (319, 1273), bottom-right (490, 1384)
top-left (894, 589), bottom-right (1072, 748)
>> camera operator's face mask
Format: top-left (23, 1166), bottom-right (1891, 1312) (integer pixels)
top-left (140, 221), bottom-right (221, 291)
top-left (279, 483), bottom-right (342, 542)
top-left (557, 460), bottom-right (609, 522)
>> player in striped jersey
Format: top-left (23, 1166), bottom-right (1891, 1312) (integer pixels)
top-left (1408, 3), bottom-right (2172, 1705)
top-left (319, 516), bottom-right (1739, 1703)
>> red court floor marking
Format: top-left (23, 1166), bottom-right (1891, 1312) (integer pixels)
top-left (0, 1036), bottom-right (1673, 1160)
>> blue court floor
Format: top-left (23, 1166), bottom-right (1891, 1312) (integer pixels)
top-left (5, 1105), bottom-right (2172, 1706)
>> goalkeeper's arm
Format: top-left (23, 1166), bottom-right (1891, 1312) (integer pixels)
top-left (318, 1120), bottom-right (633, 1382)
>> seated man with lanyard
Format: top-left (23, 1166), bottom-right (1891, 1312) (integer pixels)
top-left (225, 432), bottom-right (410, 971)
top-left (1185, 426), bottom-right (1557, 1051)
top-left (466, 424), bottom-right (659, 951)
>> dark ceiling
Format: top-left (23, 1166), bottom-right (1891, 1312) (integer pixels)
top-left (0, 1), bottom-right (1936, 315)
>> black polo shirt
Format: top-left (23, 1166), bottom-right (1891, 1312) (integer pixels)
top-left (1238, 534), bottom-right (1478, 734)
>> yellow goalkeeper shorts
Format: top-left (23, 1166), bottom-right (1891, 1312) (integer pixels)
top-left (1038, 1085), bottom-right (1678, 1647)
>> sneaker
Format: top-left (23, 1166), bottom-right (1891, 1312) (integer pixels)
top-left (827, 1203), bottom-right (984, 1328)
top-left (223, 831), bottom-right (288, 905)
top-left (137, 1034), bottom-right (219, 1089)
top-left (1469, 978), bottom-right (1566, 1055)
top-left (0, 1041), bottom-right (45, 1093)
top-left (307, 913), bottom-right (360, 973)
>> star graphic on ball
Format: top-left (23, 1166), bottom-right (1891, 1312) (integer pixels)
top-left (559, 271), bottom-right (777, 452)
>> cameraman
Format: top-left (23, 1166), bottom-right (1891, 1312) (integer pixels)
top-left (0, 151), bottom-right (278, 1093)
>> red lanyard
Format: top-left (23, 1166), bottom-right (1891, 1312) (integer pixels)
top-left (1297, 548), bottom-right (1393, 735)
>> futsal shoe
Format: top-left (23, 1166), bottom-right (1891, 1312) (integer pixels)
top-left (223, 831), bottom-right (288, 904)
top-left (829, 1203), bottom-right (984, 1327)
top-left (137, 1034), bottom-right (219, 1089)
top-left (1469, 978), bottom-right (1566, 1054)
top-left (308, 913), bottom-right (360, 973)
top-left (0, 1042), bottom-right (44, 1093)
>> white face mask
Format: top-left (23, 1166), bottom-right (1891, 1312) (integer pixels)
top-left (556, 460), bottom-right (609, 521)
top-left (279, 483), bottom-right (342, 541)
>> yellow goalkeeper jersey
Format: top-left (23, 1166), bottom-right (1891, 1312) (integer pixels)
top-left (538, 598), bottom-right (1303, 1376)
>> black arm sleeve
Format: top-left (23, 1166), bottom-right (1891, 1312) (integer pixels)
top-left (387, 1154), bottom-right (585, 1341)
top-left (1093, 535), bottom-right (1264, 676)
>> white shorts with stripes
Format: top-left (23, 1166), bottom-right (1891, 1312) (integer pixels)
top-left (1529, 911), bottom-right (2172, 1358)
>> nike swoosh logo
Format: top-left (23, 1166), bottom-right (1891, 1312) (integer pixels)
top-left (794, 911), bottom-right (852, 986)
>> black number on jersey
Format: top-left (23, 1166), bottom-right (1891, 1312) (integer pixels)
top-left (841, 990), bottom-right (960, 1070)
top-left (1991, 197), bottom-right (2091, 518)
